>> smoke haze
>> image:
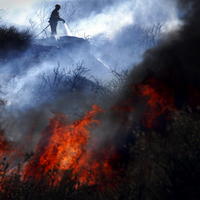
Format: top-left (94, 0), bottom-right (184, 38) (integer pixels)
top-left (0, 0), bottom-right (192, 148)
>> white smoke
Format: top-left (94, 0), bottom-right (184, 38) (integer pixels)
top-left (0, 0), bottom-right (182, 109)
top-left (1, 0), bottom-right (180, 38)
top-left (0, 0), bottom-right (39, 9)
top-left (69, 0), bottom-right (179, 38)
top-left (71, 1), bottom-right (134, 38)
top-left (0, 61), bottom-right (53, 109)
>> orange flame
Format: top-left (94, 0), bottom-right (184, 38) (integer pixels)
top-left (0, 130), bottom-right (13, 159)
top-left (139, 79), bottom-right (176, 128)
top-left (23, 105), bottom-right (114, 187)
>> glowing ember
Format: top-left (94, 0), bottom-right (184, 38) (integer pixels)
top-left (0, 130), bottom-right (12, 158)
top-left (139, 79), bottom-right (176, 128)
top-left (23, 105), bottom-right (114, 187)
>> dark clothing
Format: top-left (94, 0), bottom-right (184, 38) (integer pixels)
top-left (50, 22), bottom-right (58, 35)
top-left (49, 9), bottom-right (64, 35)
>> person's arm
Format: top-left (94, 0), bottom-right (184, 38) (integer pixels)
top-left (59, 17), bottom-right (65, 23)
top-left (57, 12), bottom-right (65, 23)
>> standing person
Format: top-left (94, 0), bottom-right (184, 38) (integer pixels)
top-left (49, 4), bottom-right (65, 36)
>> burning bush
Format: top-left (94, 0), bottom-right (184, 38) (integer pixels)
top-left (23, 105), bottom-right (116, 188)
top-left (0, 109), bottom-right (199, 200)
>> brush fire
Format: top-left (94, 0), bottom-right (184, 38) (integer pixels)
top-left (0, 78), bottom-right (185, 190)
top-left (0, 105), bottom-right (119, 190)
top-left (0, 0), bottom-right (200, 199)
top-left (22, 105), bottom-right (115, 187)
top-left (0, 72), bottom-right (199, 199)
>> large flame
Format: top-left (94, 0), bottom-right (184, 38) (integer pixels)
top-left (0, 79), bottom-right (181, 192)
top-left (23, 105), bottom-right (114, 187)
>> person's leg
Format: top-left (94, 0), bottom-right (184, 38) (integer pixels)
top-left (50, 23), bottom-right (57, 36)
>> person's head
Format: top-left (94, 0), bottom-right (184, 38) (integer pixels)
top-left (55, 4), bottom-right (61, 10)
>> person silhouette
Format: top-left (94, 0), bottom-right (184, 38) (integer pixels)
top-left (49, 4), bottom-right (65, 36)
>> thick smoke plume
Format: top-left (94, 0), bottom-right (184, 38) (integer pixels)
top-left (96, 0), bottom-right (200, 163)
top-left (0, 0), bottom-right (199, 165)
top-left (1, 0), bottom-right (180, 71)
top-left (120, 0), bottom-right (200, 109)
